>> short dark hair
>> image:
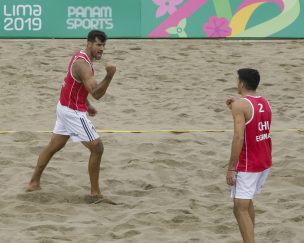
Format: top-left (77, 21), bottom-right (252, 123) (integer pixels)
top-left (87, 30), bottom-right (107, 42)
top-left (237, 68), bottom-right (260, 91)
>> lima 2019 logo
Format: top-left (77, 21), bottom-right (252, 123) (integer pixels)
top-left (2, 4), bottom-right (42, 31)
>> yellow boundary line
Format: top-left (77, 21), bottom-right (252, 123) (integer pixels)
top-left (0, 129), bottom-right (303, 134)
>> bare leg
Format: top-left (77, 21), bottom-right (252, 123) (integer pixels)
top-left (26, 134), bottom-right (70, 191)
top-left (82, 138), bottom-right (104, 196)
top-left (249, 200), bottom-right (255, 226)
top-left (234, 198), bottom-right (255, 243)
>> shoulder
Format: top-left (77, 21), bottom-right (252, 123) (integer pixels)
top-left (231, 99), bottom-right (253, 120)
top-left (71, 58), bottom-right (93, 80)
top-left (261, 96), bottom-right (271, 105)
top-left (74, 57), bottom-right (89, 65)
top-left (231, 99), bottom-right (248, 111)
top-left (73, 58), bottom-right (91, 71)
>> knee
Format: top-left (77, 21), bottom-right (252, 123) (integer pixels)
top-left (89, 139), bottom-right (104, 155)
top-left (233, 200), bottom-right (249, 216)
top-left (48, 141), bottom-right (66, 154)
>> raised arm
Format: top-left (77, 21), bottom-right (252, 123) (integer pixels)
top-left (72, 58), bottom-right (116, 100)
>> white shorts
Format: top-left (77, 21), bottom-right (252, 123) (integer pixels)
top-left (53, 102), bottom-right (99, 142)
top-left (231, 168), bottom-right (270, 200)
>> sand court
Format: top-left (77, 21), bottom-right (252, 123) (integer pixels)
top-left (0, 39), bottom-right (303, 242)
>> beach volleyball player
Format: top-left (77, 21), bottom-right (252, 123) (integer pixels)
top-left (26, 30), bottom-right (116, 201)
top-left (226, 68), bottom-right (272, 243)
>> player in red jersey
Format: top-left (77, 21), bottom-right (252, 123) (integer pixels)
top-left (27, 30), bottom-right (116, 203)
top-left (226, 68), bottom-right (272, 243)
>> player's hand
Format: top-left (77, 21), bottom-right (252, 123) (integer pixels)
top-left (226, 97), bottom-right (236, 110)
top-left (226, 170), bottom-right (235, 186)
top-left (105, 63), bottom-right (116, 77)
top-left (87, 104), bottom-right (97, 116)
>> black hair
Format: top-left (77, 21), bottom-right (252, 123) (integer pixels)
top-left (237, 68), bottom-right (260, 91)
top-left (87, 30), bottom-right (107, 43)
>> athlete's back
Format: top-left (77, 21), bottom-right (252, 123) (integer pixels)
top-left (237, 95), bottom-right (272, 172)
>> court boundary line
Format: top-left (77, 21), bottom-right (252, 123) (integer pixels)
top-left (0, 128), bottom-right (303, 134)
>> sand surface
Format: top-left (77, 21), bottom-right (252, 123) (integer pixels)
top-left (0, 39), bottom-right (303, 242)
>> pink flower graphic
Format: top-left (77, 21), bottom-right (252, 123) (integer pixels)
top-left (153, 0), bottom-right (184, 18)
top-left (203, 16), bottom-right (232, 38)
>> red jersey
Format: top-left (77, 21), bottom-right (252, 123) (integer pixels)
top-left (59, 50), bottom-right (94, 112)
top-left (236, 96), bottom-right (272, 172)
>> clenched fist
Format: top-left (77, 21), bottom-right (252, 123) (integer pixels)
top-left (226, 97), bottom-right (236, 110)
top-left (105, 63), bottom-right (116, 77)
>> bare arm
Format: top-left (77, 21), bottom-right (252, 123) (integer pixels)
top-left (73, 59), bottom-right (116, 100)
top-left (86, 99), bottom-right (91, 107)
top-left (226, 101), bottom-right (246, 186)
top-left (228, 101), bottom-right (245, 170)
top-left (86, 99), bottom-right (97, 116)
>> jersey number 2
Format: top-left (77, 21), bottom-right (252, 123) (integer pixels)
top-left (258, 103), bottom-right (264, 113)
